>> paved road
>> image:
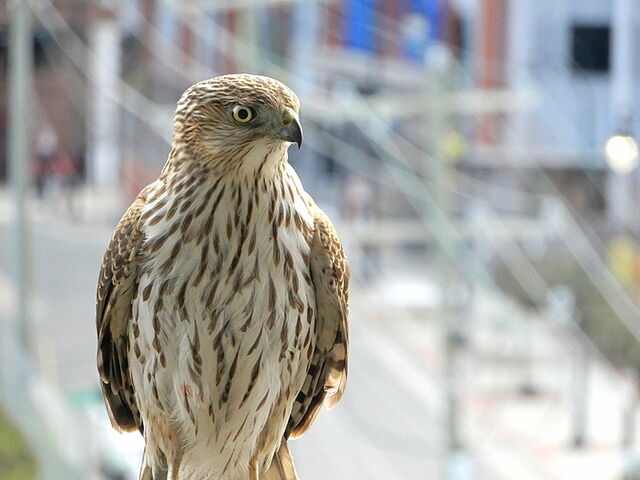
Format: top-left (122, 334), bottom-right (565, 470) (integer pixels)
top-left (1, 213), bottom-right (109, 394)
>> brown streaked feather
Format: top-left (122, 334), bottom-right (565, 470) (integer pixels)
top-left (96, 186), bottom-right (151, 433)
top-left (287, 205), bottom-right (349, 438)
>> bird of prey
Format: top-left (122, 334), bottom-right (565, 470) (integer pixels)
top-left (96, 74), bottom-right (349, 480)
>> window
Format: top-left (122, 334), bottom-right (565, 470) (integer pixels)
top-left (571, 25), bottom-right (610, 73)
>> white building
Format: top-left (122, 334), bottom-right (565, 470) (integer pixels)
top-left (484, 0), bottom-right (640, 228)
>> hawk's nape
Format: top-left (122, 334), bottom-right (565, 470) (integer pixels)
top-left (96, 74), bottom-right (349, 480)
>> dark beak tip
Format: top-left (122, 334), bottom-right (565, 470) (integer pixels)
top-left (294, 121), bottom-right (303, 149)
top-left (279, 117), bottom-right (303, 149)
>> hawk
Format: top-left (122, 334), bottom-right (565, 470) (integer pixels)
top-left (96, 75), bottom-right (349, 480)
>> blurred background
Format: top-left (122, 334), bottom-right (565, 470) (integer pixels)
top-left (2, 0), bottom-right (640, 479)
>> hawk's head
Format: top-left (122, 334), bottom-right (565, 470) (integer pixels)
top-left (173, 74), bottom-right (303, 164)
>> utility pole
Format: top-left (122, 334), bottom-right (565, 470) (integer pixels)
top-left (7, 0), bottom-right (33, 360)
top-left (621, 371), bottom-right (640, 479)
top-left (86, 3), bottom-right (123, 219)
top-left (425, 43), bottom-right (473, 480)
top-left (608, 0), bottom-right (637, 231)
top-left (505, 0), bottom-right (533, 148)
top-left (571, 307), bottom-right (588, 448)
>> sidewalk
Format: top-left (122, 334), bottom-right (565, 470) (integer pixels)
top-left (0, 185), bottom-right (128, 228)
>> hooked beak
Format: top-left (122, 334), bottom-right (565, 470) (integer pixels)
top-left (278, 111), bottom-right (303, 149)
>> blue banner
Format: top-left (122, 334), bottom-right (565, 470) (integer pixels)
top-left (404, 0), bottom-right (443, 61)
top-left (344, 0), bottom-right (378, 52)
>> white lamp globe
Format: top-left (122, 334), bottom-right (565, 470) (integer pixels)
top-left (605, 135), bottom-right (638, 174)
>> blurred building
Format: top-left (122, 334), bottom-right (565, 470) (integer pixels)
top-left (113, 0), bottom-right (461, 200)
top-left (463, 0), bottom-right (640, 225)
top-left (0, 0), bottom-right (456, 185)
top-left (0, 1), bottom-right (89, 182)
top-left (2, 0), bottom-right (639, 230)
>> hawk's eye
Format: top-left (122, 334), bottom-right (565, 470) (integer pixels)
top-left (232, 105), bottom-right (255, 123)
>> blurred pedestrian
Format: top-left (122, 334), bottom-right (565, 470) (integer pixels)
top-left (343, 174), bottom-right (378, 282)
top-left (33, 127), bottom-right (58, 199)
top-left (51, 149), bottom-right (80, 219)
top-left (343, 173), bottom-right (374, 221)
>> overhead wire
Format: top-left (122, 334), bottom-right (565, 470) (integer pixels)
top-left (351, 99), bottom-right (640, 361)
top-left (322, 5), bottom-right (640, 348)
top-left (305, 113), bottom-right (629, 388)
top-left (320, 0), bottom-right (615, 211)
top-left (28, 0), bottom-right (172, 144)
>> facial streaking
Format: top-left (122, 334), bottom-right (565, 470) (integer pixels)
top-left (172, 74), bottom-right (303, 160)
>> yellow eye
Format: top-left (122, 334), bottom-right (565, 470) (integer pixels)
top-left (232, 105), bottom-right (254, 123)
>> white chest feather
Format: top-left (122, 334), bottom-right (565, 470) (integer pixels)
top-left (128, 158), bottom-right (317, 479)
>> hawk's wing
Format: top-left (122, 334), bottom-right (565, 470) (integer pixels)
top-left (288, 205), bottom-right (349, 438)
top-left (96, 188), bottom-right (150, 433)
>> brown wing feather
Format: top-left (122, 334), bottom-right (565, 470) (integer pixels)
top-left (96, 186), bottom-right (151, 433)
top-left (287, 205), bottom-right (349, 438)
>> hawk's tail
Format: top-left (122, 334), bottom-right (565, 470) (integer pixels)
top-left (139, 448), bottom-right (168, 480)
top-left (262, 440), bottom-right (298, 480)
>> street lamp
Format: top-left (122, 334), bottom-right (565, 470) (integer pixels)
top-left (605, 134), bottom-right (638, 174)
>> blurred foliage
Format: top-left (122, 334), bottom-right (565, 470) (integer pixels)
top-left (494, 250), bottom-right (640, 371)
top-left (0, 408), bottom-right (37, 480)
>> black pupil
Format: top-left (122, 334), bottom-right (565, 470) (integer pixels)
top-left (237, 108), bottom-right (249, 120)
